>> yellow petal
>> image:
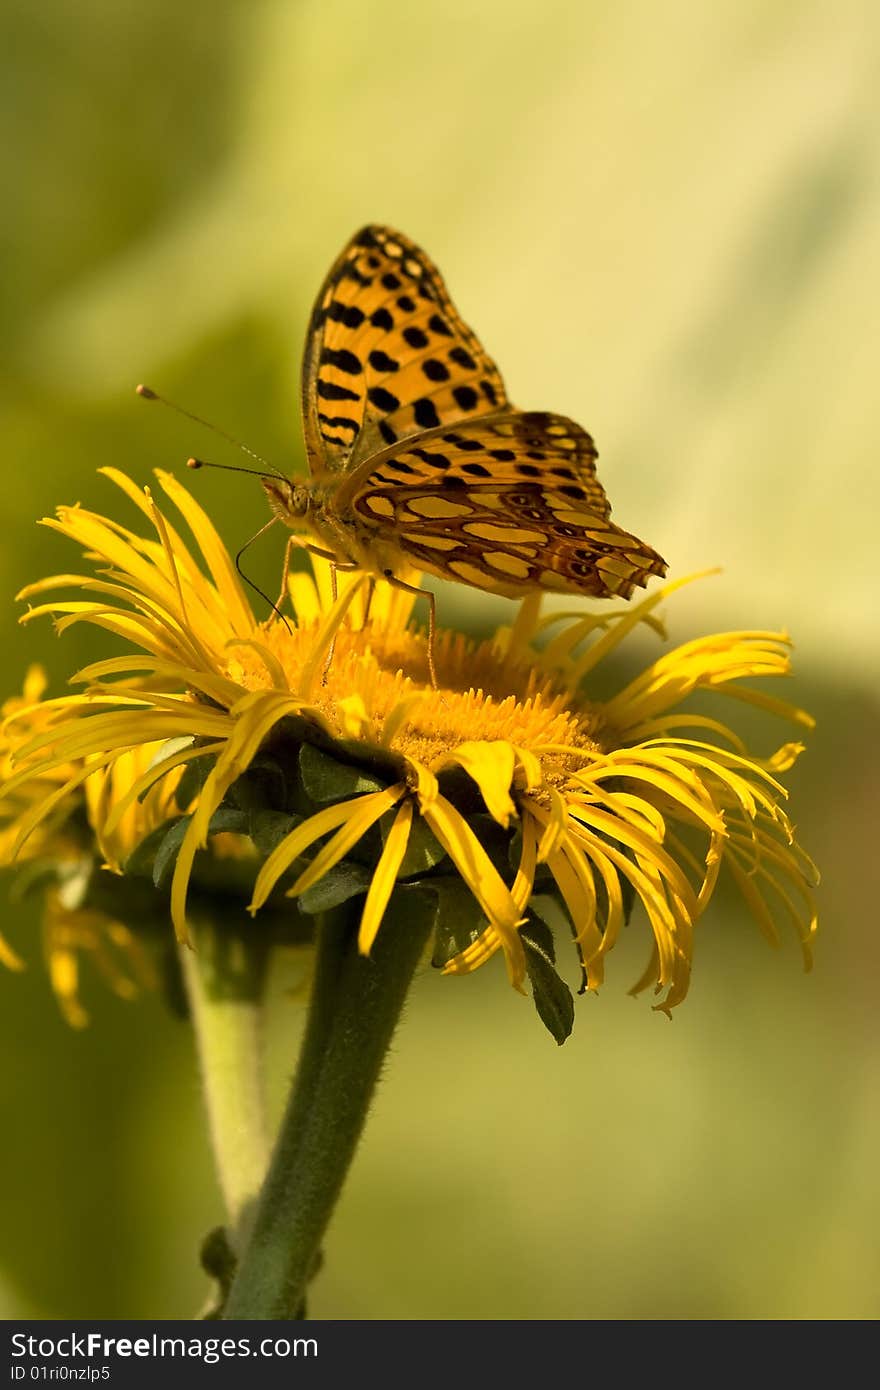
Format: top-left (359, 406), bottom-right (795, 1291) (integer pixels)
top-left (358, 799), bottom-right (414, 955)
top-left (249, 793), bottom-right (387, 913)
top-left (436, 741), bottom-right (516, 828)
top-left (421, 793), bottom-right (526, 990)
top-left (288, 784), bottom-right (405, 896)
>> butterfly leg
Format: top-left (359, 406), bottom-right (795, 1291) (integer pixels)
top-left (361, 576), bottom-right (377, 630)
top-left (271, 534), bottom-right (346, 623)
top-left (383, 570), bottom-right (438, 689)
top-left (274, 532), bottom-right (300, 613)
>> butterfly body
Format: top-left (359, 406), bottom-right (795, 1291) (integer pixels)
top-left (272, 225), bottom-right (666, 603)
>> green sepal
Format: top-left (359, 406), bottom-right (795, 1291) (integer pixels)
top-left (521, 915), bottom-right (575, 1045)
top-left (226, 758), bottom-right (290, 813)
top-left (125, 820), bottom-right (180, 880)
top-left (428, 877), bottom-right (488, 967)
top-left (507, 827), bottom-right (555, 891)
top-left (298, 861), bottom-right (372, 915)
top-left (248, 810), bottom-right (304, 857)
top-left (380, 808), bottom-right (447, 879)
top-left (299, 743), bottom-right (387, 805)
top-left (174, 753), bottom-right (215, 810)
top-left (141, 808), bottom-right (251, 890)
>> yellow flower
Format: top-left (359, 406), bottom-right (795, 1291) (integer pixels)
top-left (2, 468), bottom-right (818, 1036)
top-left (0, 664), bottom-right (175, 1021)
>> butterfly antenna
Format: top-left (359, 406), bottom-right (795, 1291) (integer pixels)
top-left (136, 383), bottom-right (288, 482)
top-left (233, 519), bottom-right (292, 633)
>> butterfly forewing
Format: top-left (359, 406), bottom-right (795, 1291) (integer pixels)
top-left (302, 225), bottom-right (509, 474)
top-left (342, 411), bottom-right (663, 599)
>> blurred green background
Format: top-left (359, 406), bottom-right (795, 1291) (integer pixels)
top-left (2, 0), bottom-right (878, 1320)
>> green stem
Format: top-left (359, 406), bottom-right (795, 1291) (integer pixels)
top-left (180, 919), bottom-right (272, 1248)
top-left (223, 897), bottom-right (430, 1319)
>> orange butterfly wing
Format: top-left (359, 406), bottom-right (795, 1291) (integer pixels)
top-left (341, 412), bottom-right (665, 599)
top-left (301, 225), bottom-right (509, 474)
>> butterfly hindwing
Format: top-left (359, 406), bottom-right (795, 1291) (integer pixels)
top-left (302, 226), bottom-right (509, 475)
top-left (341, 411), bottom-right (663, 599)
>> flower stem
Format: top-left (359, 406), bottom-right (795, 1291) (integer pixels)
top-left (180, 917), bottom-right (272, 1248)
top-left (223, 896), bottom-right (430, 1319)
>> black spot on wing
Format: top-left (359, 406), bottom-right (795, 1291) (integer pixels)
top-left (411, 448), bottom-right (450, 468)
top-left (317, 380), bottom-right (360, 402)
top-left (326, 300), bottom-right (365, 328)
top-left (371, 307), bottom-right (393, 331)
top-left (422, 358), bottom-right (450, 382)
top-left (444, 433), bottom-right (482, 451)
top-left (453, 385), bottom-right (478, 411)
top-left (414, 398), bottom-right (441, 428)
top-left (449, 346), bottom-right (476, 370)
top-left (369, 349), bottom-right (399, 372)
top-left (403, 326), bottom-right (429, 349)
top-left (321, 347), bottom-right (362, 375)
top-left (318, 413), bottom-right (358, 433)
top-left (368, 387), bottom-right (400, 412)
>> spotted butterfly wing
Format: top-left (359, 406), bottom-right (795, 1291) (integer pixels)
top-left (334, 410), bottom-right (664, 599)
top-left (302, 225), bottom-right (509, 474)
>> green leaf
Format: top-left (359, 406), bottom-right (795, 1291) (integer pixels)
top-left (429, 877), bottom-right (487, 967)
top-left (522, 916), bottom-right (575, 1045)
top-left (299, 743), bottom-right (387, 805)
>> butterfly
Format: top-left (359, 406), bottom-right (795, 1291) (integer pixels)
top-left (259, 225), bottom-right (666, 681)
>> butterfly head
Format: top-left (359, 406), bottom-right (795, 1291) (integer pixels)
top-left (261, 476), bottom-right (314, 530)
